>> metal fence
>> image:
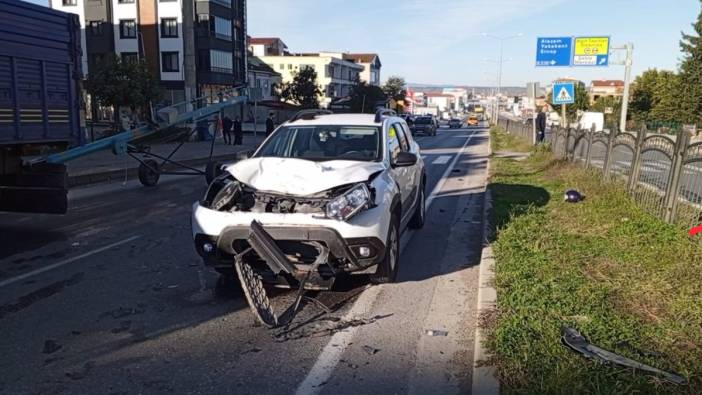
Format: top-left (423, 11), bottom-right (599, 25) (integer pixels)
top-left (496, 117), bottom-right (534, 143)
top-left (496, 117), bottom-right (702, 228)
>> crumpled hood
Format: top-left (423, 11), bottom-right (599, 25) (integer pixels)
top-left (226, 157), bottom-right (386, 196)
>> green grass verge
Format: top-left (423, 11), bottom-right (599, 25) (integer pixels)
top-left (486, 128), bottom-right (702, 394)
top-left (490, 125), bottom-right (534, 153)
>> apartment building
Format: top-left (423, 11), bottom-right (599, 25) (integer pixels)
top-left (248, 37), bottom-right (287, 56)
top-left (258, 51), bottom-right (363, 108)
top-left (425, 93), bottom-right (455, 113)
top-left (50, 0), bottom-right (247, 113)
top-left (342, 53), bottom-right (381, 86)
top-left (589, 79), bottom-right (624, 104)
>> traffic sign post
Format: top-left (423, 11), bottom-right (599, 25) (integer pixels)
top-left (572, 36), bottom-right (610, 66)
top-left (552, 82), bottom-right (575, 105)
top-left (536, 37), bottom-right (573, 67)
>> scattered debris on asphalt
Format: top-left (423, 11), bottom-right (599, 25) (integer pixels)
top-left (564, 189), bottom-right (584, 203)
top-left (242, 347), bottom-right (262, 354)
top-left (274, 314), bottom-right (393, 342)
top-left (110, 320), bottom-right (132, 334)
top-left (362, 345), bottom-right (380, 355)
top-left (425, 329), bottom-right (449, 337)
top-left (100, 306), bottom-right (145, 320)
top-left (42, 340), bottom-right (62, 354)
top-left (561, 327), bottom-right (686, 385)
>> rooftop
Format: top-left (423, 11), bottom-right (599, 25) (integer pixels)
top-left (591, 80), bottom-right (625, 87)
top-left (248, 37), bottom-right (285, 45)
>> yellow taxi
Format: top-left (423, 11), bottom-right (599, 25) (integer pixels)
top-left (467, 116), bottom-right (479, 126)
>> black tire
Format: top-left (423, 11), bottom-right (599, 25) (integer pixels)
top-left (408, 181), bottom-right (426, 229)
top-left (205, 161), bottom-right (222, 185)
top-left (371, 215), bottom-right (400, 284)
top-left (235, 259), bottom-right (279, 328)
top-left (138, 159), bottom-right (160, 187)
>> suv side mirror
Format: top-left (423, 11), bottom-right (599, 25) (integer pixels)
top-left (392, 151), bottom-right (417, 167)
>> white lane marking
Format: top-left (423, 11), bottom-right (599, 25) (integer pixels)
top-left (0, 235), bottom-right (141, 289)
top-left (296, 129), bottom-right (479, 394)
top-left (432, 155), bottom-right (451, 165)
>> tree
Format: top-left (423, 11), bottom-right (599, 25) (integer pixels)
top-left (280, 67), bottom-right (322, 109)
top-left (678, 1), bottom-right (702, 126)
top-left (382, 76), bottom-right (407, 102)
top-left (650, 70), bottom-right (682, 123)
top-left (547, 81), bottom-right (589, 120)
top-left (629, 69), bottom-right (660, 123)
top-left (591, 96), bottom-right (622, 130)
top-left (348, 78), bottom-right (387, 113)
top-left (85, 55), bottom-right (162, 130)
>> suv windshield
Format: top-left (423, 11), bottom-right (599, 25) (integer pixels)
top-left (255, 125), bottom-right (381, 162)
top-left (414, 117), bottom-right (432, 124)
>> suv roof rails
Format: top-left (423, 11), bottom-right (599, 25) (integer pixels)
top-left (290, 109), bottom-right (333, 122)
top-left (374, 108), bottom-right (397, 123)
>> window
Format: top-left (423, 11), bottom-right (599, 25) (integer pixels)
top-left (88, 21), bottom-right (103, 36)
top-left (300, 64), bottom-right (315, 72)
top-left (121, 52), bottom-right (138, 64)
top-left (256, 126), bottom-right (381, 162)
top-left (211, 0), bottom-right (231, 7)
top-left (396, 123), bottom-right (411, 151)
top-left (118, 0), bottom-right (134, 3)
top-left (214, 16), bottom-right (231, 40)
top-left (161, 52), bottom-right (179, 72)
top-left (160, 18), bottom-right (178, 38)
top-left (62, 0), bottom-right (77, 6)
top-left (279, 64), bottom-right (284, 70)
top-left (119, 20), bottom-right (137, 39)
top-left (209, 50), bottom-right (232, 74)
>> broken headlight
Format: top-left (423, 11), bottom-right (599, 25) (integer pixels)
top-left (325, 183), bottom-right (370, 221)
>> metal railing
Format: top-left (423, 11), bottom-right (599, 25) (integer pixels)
top-left (496, 117), bottom-right (534, 143)
top-left (530, 119), bottom-right (702, 229)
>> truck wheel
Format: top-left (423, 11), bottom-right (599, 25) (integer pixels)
top-left (138, 160), bottom-right (160, 187)
top-left (408, 181), bottom-right (426, 229)
top-left (371, 216), bottom-right (400, 284)
top-left (205, 161), bottom-right (222, 185)
top-left (235, 258), bottom-right (279, 328)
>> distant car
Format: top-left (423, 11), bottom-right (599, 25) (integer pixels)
top-left (410, 116), bottom-right (437, 136)
top-left (467, 116), bottom-right (479, 126)
top-left (448, 118), bottom-right (462, 128)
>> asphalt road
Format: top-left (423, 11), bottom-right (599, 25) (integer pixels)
top-left (0, 123), bottom-right (490, 395)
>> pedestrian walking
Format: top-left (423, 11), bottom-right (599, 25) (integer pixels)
top-left (536, 106), bottom-right (547, 144)
top-left (222, 115), bottom-right (233, 145)
top-left (233, 116), bottom-right (243, 145)
top-left (266, 113), bottom-right (275, 137)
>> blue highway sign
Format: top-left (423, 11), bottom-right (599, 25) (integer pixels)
top-left (536, 37), bottom-right (573, 67)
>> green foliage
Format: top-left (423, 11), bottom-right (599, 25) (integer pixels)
top-left (280, 67), bottom-right (322, 109)
top-left (85, 55), bottom-right (162, 123)
top-left (547, 81), bottom-right (589, 119)
top-left (630, 69), bottom-right (682, 126)
top-left (381, 76), bottom-right (407, 102)
top-left (591, 95), bottom-right (622, 129)
top-left (678, 2), bottom-right (702, 126)
top-left (348, 78), bottom-right (387, 113)
top-left (487, 153), bottom-right (702, 393)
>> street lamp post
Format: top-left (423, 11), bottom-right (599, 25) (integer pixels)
top-left (482, 33), bottom-right (523, 121)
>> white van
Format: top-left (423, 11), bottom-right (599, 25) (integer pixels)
top-left (574, 112), bottom-right (604, 132)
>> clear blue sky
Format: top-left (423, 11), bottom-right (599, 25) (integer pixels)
top-left (24, 0), bottom-right (700, 87)
top-left (248, 0), bottom-right (700, 87)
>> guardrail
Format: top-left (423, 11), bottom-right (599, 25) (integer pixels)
top-left (497, 117), bottom-right (702, 229)
top-left (496, 117), bottom-right (534, 143)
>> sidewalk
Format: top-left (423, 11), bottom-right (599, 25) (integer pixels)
top-left (67, 134), bottom-right (265, 188)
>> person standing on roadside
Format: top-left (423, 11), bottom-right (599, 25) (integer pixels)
top-left (266, 113), bottom-right (275, 137)
top-left (222, 115), bottom-right (233, 145)
top-left (536, 106), bottom-right (547, 144)
top-left (233, 116), bottom-right (243, 145)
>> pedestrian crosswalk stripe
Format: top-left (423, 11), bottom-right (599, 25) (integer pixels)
top-left (432, 155), bottom-right (451, 165)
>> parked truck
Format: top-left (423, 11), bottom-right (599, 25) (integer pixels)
top-left (0, 0), bottom-right (83, 214)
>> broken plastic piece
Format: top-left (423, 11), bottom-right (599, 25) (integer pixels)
top-left (362, 345), bottom-right (380, 355)
top-left (561, 327), bottom-right (686, 385)
top-left (425, 329), bottom-right (449, 337)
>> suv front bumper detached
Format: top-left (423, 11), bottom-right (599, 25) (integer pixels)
top-left (194, 220), bottom-right (385, 290)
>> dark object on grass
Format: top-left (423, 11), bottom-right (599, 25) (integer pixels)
top-left (561, 327), bottom-right (686, 385)
top-left (362, 345), bottom-right (380, 355)
top-left (564, 189), bottom-right (584, 203)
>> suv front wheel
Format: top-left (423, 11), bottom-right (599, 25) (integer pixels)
top-left (370, 215), bottom-right (400, 284)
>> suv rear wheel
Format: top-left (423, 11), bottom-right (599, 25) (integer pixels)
top-left (408, 180), bottom-right (426, 229)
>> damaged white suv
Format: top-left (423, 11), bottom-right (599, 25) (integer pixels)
top-left (191, 109), bottom-right (425, 326)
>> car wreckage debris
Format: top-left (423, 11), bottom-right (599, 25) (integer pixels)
top-left (274, 314), bottom-right (394, 342)
top-left (561, 327), bottom-right (687, 385)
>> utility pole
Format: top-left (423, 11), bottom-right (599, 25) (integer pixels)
top-left (482, 33), bottom-right (523, 123)
top-left (618, 43), bottom-right (633, 133)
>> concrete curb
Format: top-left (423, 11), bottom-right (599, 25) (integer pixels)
top-left (67, 151), bottom-right (244, 188)
top-left (471, 133), bottom-right (500, 394)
